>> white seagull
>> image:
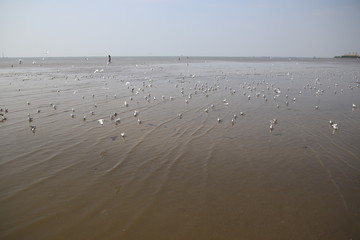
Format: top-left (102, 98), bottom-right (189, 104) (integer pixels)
top-left (114, 118), bottom-right (121, 125)
top-left (30, 125), bottom-right (36, 133)
top-left (270, 119), bottom-right (277, 125)
top-left (0, 114), bottom-right (7, 122)
top-left (98, 119), bottom-right (104, 125)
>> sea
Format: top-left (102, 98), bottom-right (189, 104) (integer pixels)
top-left (0, 56), bottom-right (359, 240)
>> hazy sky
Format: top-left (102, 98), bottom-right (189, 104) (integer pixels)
top-left (1, 0), bottom-right (359, 57)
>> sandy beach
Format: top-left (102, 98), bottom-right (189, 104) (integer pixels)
top-left (0, 56), bottom-right (359, 240)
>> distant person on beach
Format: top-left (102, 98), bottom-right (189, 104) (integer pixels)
top-left (108, 55), bottom-right (111, 64)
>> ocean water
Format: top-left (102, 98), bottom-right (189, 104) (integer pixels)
top-left (0, 56), bottom-right (359, 240)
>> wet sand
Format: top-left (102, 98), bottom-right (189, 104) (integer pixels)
top-left (0, 57), bottom-right (360, 240)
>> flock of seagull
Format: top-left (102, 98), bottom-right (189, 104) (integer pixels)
top-left (0, 60), bottom-right (359, 139)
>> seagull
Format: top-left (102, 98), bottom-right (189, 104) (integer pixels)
top-left (114, 118), bottom-right (121, 125)
top-left (28, 117), bottom-right (33, 122)
top-left (205, 108), bottom-right (208, 113)
top-left (0, 114), bottom-right (6, 122)
top-left (270, 119), bottom-right (277, 125)
top-left (124, 101), bottom-right (128, 107)
top-left (30, 125), bottom-right (36, 133)
top-left (134, 110), bottom-right (138, 117)
top-left (240, 112), bottom-right (245, 116)
top-left (269, 124), bottom-right (274, 131)
top-left (27, 101), bottom-right (30, 105)
top-left (98, 119), bottom-right (104, 125)
top-left (121, 132), bottom-right (125, 137)
top-left (329, 120), bottom-right (338, 130)
top-left (137, 118), bottom-right (142, 124)
top-left (231, 118), bottom-right (235, 125)
top-left (315, 106), bottom-right (319, 110)
top-left (70, 113), bottom-right (75, 118)
top-left (37, 109), bottom-right (41, 113)
top-left (353, 104), bottom-right (357, 109)
top-left (71, 108), bottom-right (75, 112)
top-left (217, 117), bottom-right (221, 123)
top-left (233, 114), bottom-right (237, 119)
top-left (90, 111), bottom-right (94, 115)
top-left (178, 113), bottom-right (182, 119)
top-left (83, 116), bottom-right (86, 121)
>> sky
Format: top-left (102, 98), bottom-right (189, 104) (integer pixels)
top-left (0, 0), bottom-right (359, 58)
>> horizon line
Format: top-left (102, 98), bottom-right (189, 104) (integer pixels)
top-left (1, 55), bottom-right (335, 59)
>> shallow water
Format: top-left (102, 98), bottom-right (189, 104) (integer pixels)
top-left (1, 57), bottom-right (360, 240)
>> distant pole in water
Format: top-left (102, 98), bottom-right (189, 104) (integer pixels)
top-left (108, 55), bottom-right (111, 64)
